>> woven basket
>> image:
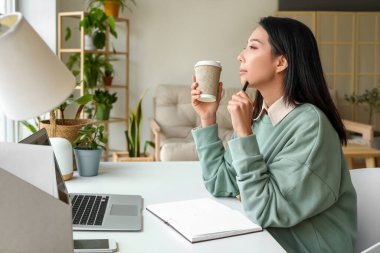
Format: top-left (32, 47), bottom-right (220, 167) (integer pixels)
top-left (39, 106), bottom-right (96, 144)
top-left (39, 119), bottom-right (94, 144)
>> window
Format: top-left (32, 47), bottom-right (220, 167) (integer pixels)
top-left (0, 0), bottom-right (16, 142)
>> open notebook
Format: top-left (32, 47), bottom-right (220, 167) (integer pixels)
top-left (147, 198), bottom-right (262, 243)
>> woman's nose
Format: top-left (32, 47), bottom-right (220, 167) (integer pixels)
top-left (237, 51), bottom-right (244, 62)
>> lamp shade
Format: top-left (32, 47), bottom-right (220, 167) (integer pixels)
top-left (0, 13), bottom-right (75, 120)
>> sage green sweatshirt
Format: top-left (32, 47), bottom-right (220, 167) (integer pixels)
top-left (192, 103), bottom-right (357, 253)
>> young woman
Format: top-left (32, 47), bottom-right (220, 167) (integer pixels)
top-left (191, 16), bottom-right (357, 253)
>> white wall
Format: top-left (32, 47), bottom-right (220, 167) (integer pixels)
top-left (58, 0), bottom-right (278, 151)
top-left (16, 0), bottom-right (57, 52)
top-left (129, 0), bottom-right (278, 145)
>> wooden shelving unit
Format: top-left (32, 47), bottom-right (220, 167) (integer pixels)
top-left (57, 11), bottom-right (129, 160)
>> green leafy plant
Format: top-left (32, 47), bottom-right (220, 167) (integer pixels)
top-left (20, 94), bottom-right (93, 133)
top-left (65, 7), bottom-right (117, 50)
top-left (67, 53), bottom-right (111, 89)
top-left (88, 0), bottom-right (137, 13)
top-left (21, 117), bottom-right (41, 134)
top-left (56, 94), bottom-right (94, 121)
top-left (93, 89), bottom-right (118, 109)
top-left (104, 59), bottom-right (114, 77)
top-left (345, 87), bottom-right (380, 125)
top-left (73, 124), bottom-right (108, 150)
top-left (125, 93), bottom-right (154, 157)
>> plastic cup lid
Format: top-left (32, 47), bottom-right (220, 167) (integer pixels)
top-left (194, 60), bottom-right (222, 69)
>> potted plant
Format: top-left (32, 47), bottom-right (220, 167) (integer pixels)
top-left (345, 87), bottom-right (380, 148)
top-left (345, 88), bottom-right (380, 125)
top-left (122, 92), bottom-right (155, 161)
top-left (67, 53), bottom-right (110, 89)
top-left (103, 59), bottom-right (114, 86)
top-left (65, 7), bottom-right (117, 50)
top-left (88, 0), bottom-right (137, 18)
top-left (39, 94), bottom-right (95, 144)
top-left (93, 89), bottom-right (118, 120)
top-left (73, 124), bottom-right (107, 176)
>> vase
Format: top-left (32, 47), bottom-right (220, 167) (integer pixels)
top-left (103, 1), bottom-right (120, 18)
top-left (74, 148), bottom-right (102, 177)
top-left (50, 137), bottom-right (73, 181)
top-left (95, 105), bottom-right (111, 121)
top-left (84, 34), bottom-right (95, 50)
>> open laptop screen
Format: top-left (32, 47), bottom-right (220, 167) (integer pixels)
top-left (19, 128), bottom-right (70, 204)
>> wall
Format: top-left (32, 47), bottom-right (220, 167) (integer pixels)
top-left (58, 0), bottom-right (278, 151)
top-left (16, 0), bottom-right (57, 52)
top-left (129, 0), bottom-right (278, 146)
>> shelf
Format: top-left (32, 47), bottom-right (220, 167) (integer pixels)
top-left (59, 49), bottom-right (128, 55)
top-left (103, 84), bottom-right (128, 89)
top-left (58, 10), bottom-right (130, 158)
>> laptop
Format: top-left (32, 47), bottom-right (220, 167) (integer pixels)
top-left (19, 128), bottom-right (143, 231)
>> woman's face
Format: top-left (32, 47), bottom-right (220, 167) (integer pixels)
top-left (237, 26), bottom-right (281, 88)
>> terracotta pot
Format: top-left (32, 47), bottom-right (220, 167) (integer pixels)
top-left (103, 1), bottom-right (120, 18)
top-left (103, 76), bottom-right (113, 86)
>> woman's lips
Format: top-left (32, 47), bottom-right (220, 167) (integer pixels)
top-left (239, 69), bottom-right (247, 75)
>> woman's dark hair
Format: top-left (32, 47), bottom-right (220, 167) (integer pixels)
top-left (254, 16), bottom-right (347, 145)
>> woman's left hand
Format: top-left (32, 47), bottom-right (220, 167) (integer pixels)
top-left (227, 91), bottom-right (254, 138)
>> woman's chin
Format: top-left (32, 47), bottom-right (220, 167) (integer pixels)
top-left (240, 78), bottom-right (247, 85)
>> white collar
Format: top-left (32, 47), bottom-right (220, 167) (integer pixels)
top-left (254, 97), bottom-right (296, 126)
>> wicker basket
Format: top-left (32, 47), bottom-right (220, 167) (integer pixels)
top-left (39, 109), bottom-right (95, 144)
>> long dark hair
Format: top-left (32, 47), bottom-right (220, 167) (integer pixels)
top-left (254, 16), bottom-right (347, 145)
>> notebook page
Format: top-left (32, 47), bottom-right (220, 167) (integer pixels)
top-left (147, 198), bottom-right (262, 242)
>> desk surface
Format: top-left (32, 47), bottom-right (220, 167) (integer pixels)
top-left (67, 161), bottom-right (285, 253)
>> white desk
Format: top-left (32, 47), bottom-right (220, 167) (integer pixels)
top-left (67, 161), bottom-right (285, 253)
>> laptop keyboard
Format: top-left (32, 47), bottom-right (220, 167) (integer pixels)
top-left (72, 195), bottom-right (109, 226)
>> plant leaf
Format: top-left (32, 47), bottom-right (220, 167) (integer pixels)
top-left (65, 27), bottom-right (72, 42)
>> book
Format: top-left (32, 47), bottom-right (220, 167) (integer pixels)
top-left (146, 198), bottom-right (262, 243)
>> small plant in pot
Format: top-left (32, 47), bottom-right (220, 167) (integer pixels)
top-left (345, 87), bottom-right (380, 125)
top-left (65, 7), bottom-right (117, 50)
top-left (67, 53), bottom-right (110, 89)
top-left (93, 89), bottom-right (118, 120)
top-left (125, 92), bottom-right (155, 158)
top-left (103, 60), bottom-right (114, 86)
top-left (73, 124), bottom-right (107, 177)
top-left (88, 0), bottom-right (137, 18)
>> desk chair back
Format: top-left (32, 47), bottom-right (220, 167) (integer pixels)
top-left (350, 168), bottom-right (380, 253)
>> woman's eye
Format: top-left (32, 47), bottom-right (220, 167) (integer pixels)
top-left (249, 46), bottom-right (257, 49)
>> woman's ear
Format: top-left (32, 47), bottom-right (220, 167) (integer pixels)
top-left (276, 55), bottom-right (288, 73)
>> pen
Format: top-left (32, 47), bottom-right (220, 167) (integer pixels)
top-left (242, 82), bottom-right (249, 92)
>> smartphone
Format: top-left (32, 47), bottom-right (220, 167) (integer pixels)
top-left (73, 239), bottom-right (117, 253)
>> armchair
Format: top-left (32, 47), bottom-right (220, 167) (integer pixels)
top-left (150, 84), bottom-right (255, 161)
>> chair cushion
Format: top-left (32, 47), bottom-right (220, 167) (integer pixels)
top-left (154, 84), bottom-right (255, 161)
top-left (155, 85), bottom-right (198, 140)
top-left (160, 141), bottom-right (198, 161)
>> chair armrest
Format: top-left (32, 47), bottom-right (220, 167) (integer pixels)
top-left (150, 118), bottom-right (161, 161)
top-left (343, 119), bottom-right (374, 142)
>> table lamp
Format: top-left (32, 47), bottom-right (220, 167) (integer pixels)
top-left (0, 12), bottom-right (75, 253)
top-left (0, 12), bottom-right (75, 120)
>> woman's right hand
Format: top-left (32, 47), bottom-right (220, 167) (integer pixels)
top-left (191, 75), bottom-right (223, 127)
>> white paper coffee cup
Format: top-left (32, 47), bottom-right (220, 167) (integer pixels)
top-left (194, 60), bottom-right (222, 102)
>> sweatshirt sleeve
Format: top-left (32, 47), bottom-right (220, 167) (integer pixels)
top-left (228, 116), bottom-right (341, 228)
top-left (192, 124), bottom-right (239, 197)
